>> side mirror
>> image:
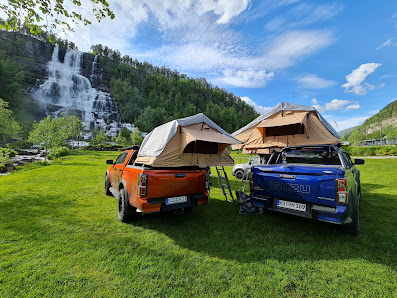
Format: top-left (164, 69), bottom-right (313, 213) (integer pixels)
top-left (354, 159), bottom-right (365, 165)
top-left (106, 159), bottom-right (114, 165)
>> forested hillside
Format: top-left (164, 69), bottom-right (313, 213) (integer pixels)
top-left (348, 100), bottom-right (397, 144)
top-left (338, 126), bottom-right (358, 139)
top-left (98, 50), bottom-right (258, 133)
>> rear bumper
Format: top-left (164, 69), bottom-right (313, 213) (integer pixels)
top-left (250, 194), bottom-right (349, 224)
top-left (136, 192), bottom-right (209, 213)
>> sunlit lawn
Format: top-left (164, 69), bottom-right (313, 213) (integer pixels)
top-left (0, 151), bottom-right (396, 296)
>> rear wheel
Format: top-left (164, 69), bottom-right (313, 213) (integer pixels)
top-left (345, 193), bottom-right (360, 236)
top-left (117, 187), bottom-right (136, 223)
top-left (235, 170), bottom-right (245, 180)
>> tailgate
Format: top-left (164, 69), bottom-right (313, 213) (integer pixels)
top-left (146, 169), bottom-right (207, 199)
top-left (253, 164), bottom-right (342, 206)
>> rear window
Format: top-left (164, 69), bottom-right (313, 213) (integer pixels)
top-left (279, 148), bottom-right (341, 165)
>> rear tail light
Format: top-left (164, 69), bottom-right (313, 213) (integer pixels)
top-left (249, 172), bottom-right (254, 191)
top-left (337, 178), bottom-right (346, 189)
top-left (336, 178), bottom-right (347, 204)
top-left (138, 174), bottom-right (147, 197)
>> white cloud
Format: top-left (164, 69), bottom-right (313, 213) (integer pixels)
top-left (364, 83), bottom-right (376, 90)
top-left (312, 98), bottom-right (318, 104)
top-left (296, 74), bottom-right (337, 89)
top-left (145, 29), bottom-right (333, 88)
top-left (345, 104), bottom-right (360, 110)
top-left (196, 0), bottom-right (252, 24)
top-left (265, 2), bottom-right (343, 31)
top-left (342, 63), bottom-right (382, 95)
top-left (62, 0), bottom-right (251, 52)
top-left (376, 38), bottom-right (393, 50)
top-left (313, 99), bottom-right (351, 113)
top-left (262, 30), bottom-right (334, 70)
top-left (214, 69), bottom-right (274, 88)
top-left (265, 16), bottom-right (287, 31)
top-left (241, 96), bottom-right (272, 114)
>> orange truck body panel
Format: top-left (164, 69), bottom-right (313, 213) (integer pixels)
top-left (107, 150), bottom-right (209, 213)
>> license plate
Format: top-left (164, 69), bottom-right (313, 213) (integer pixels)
top-left (166, 196), bottom-right (187, 205)
top-left (277, 200), bottom-right (306, 212)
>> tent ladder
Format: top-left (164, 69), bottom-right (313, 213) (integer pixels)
top-left (215, 166), bottom-right (234, 203)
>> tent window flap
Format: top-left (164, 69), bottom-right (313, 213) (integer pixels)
top-left (184, 140), bottom-right (218, 154)
top-left (265, 123), bottom-right (305, 137)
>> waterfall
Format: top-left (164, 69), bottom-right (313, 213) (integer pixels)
top-left (31, 46), bottom-right (125, 139)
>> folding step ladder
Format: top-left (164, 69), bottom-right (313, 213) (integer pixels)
top-left (215, 166), bottom-right (234, 203)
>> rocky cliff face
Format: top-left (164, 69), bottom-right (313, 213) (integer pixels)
top-left (0, 31), bottom-right (111, 91)
top-left (0, 31), bottom-right (52, 85)
top-left (366, 118), bottom-right (397, 134)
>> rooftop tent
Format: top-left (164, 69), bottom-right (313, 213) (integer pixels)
top-left (136, 113), bottom-right (242, 167)
top-left (231, 102), bottom-right (340, 154)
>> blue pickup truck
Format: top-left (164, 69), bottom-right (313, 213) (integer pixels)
top-left (249, 145), bottom-right (364, 235)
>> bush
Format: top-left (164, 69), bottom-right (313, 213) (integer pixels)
top-left (342, 145), bottom-right (397, 156)
top-left (85, 144), bottom-right (123, 151)
top-left (0, 147), bottom-right (17, 157)
top-left (0, 147), bottom-right (17, 164)
top-left (340, 145), bottom-right (352, 155)
top-left (48, 147), bottom-right (73, 159)
top-left (0, 163), bottom-right (6, 173)
top-left (388, 147), bottom-right (397, 155)
top-left (8, 140), bottom-right (33, 149)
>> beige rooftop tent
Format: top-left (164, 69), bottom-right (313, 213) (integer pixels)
top-left (231, 102), bottom-right (340, 154)
top-left (136, 113), bottom-right (242, 167)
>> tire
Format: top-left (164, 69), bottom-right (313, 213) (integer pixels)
top-left (235, 170), bottom-right (245, 180)
top-left (117, 187), bottom-right (136, 223)
top-left (345, 192), bottom-right (360, 236)
top-left (105, 174), bottom-right (112, 196)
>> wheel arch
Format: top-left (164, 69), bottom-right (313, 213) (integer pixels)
top-left (119, 179), bottom-right (132, 206)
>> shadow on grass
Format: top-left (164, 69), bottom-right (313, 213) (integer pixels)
top-left (131, 190), bottom-right (397, 269)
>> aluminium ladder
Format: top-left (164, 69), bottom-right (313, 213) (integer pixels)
top-left (215, 166), bottom-right (234, 203)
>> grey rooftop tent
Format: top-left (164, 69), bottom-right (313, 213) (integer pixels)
top-left (231, 102), bottom-right (340, 154)
top-left (136, 113), bottom-right (242, 167)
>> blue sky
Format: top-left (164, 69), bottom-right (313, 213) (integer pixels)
top-left (61, 0), bottom-right (397, 131)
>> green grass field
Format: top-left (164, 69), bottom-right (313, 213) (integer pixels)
top-left (0, 151), bottom-right (396, 297)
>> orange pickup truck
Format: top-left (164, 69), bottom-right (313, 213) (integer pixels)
top-left (105, 147), bottom-right (210, 222)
